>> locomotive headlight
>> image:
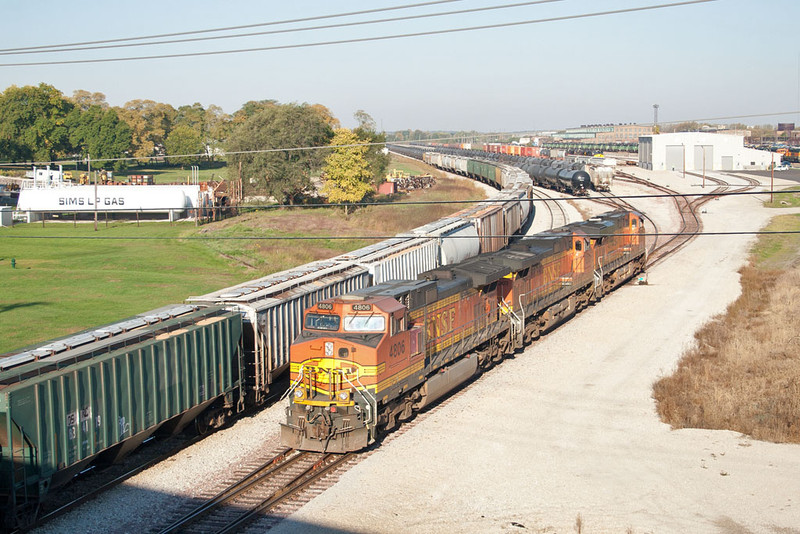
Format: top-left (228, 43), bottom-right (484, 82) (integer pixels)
top-left (338, 390), bottom-right (350, 402)
top-left (325, 342), bottom-right (334, 357)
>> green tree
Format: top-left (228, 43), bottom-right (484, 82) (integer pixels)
top-left (352, 110), bottom-right (390, 186)
top-left (165, 124), bottom-right (204, 167)
top-left (117, 99), bottom-right (177, 161)
top-left (174, 102), bottom-right (206, 133)
top-left (70, 89), bottom-right (109, 112)
top-left (322, 128), bottom-right (373, 214)
top-left (226, 102), bottom-right (334, 204)
top-left (0, 83), bottom-right (73, 162)
top-left (203, 104), bottom-right (230, 161)
top-left (231, 99), bottom-right (278, 125)
top-left (67, 105), bottom-right (131, 171)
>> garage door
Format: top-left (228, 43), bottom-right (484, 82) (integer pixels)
top-left (721, 156), bottom-right (733, 170)
top-left (694, 145), bottom-right (713, 171)
top-left (666, 145), bottom-right (684, 171)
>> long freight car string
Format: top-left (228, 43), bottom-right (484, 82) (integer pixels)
top-left (0, 0), bottom-right (716, 67)
top-left (0, 0), bottom-right (566, 57)
top-left (3, 230), bottom-right (800, 241)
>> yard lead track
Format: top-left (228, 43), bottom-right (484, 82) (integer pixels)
top-left (155, 448), bottom-right (353, 534)
top-left (615, 171), bottom-right (759, 268)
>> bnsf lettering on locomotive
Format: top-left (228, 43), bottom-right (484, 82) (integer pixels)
top-left (427, 307), bottom-right (456, 338)
top-left (543, 263), bottom-right (558, 283)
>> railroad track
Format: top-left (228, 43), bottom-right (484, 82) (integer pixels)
top-left (615, 171), bottom-right (759, 268)
top-left (529, 186), bottom-right (569, 229)
top-left (21, 434), bottom-right (203, 533)
top-left (153, 448), bottom-right (353, 534)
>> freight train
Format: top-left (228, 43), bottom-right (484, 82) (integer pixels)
top-left (280, 210), bottom-right (646, 453)
top-left (391, 144), bottom-right (596, 195)
top-left (0, 149), bottom-right (534, 530)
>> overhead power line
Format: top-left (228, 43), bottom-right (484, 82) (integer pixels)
top-left (0, 0), bottom-right (565, 57)
top-left (0, 0), bottom-right (716, 67)
top-left (2, 230), bottom-right (800, 242)
top-left (0, 0), bottom-right (468, 54)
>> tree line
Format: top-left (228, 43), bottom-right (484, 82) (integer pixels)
top-left (0, 83), bottom-right (389, 208)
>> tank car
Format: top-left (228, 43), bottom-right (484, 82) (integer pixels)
top-left (557, 168), bottom-right (591, 195)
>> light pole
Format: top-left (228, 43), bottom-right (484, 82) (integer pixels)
top-left (88, 155), bottom-right (98, 231)
top-left (771, 150), bottom-right (775, 203)
top-left (701, 146), bottom-right (706, 189)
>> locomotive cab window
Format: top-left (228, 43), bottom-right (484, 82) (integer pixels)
top-left (304, 313), bottom-right (340, 331)
top-left (344, 315), bottom-right (386, 332)
top-left (391, 314), bottom-right (406, 336)
top-left (575, 240), bottom-right (583, 251)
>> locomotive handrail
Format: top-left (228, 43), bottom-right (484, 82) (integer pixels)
top-left (342, 372), bottom-right (377, 432)
top-left (281, 363), bottom-right (307, 401)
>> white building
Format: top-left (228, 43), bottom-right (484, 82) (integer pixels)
top-left (638, 132), bottom-right (774, 172)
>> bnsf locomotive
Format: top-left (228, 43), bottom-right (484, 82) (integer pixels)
top-left (281, 210), bottom-right (646, 453)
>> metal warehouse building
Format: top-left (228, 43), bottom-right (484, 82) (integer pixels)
top-left (638, 132), bottom-right (774, 172)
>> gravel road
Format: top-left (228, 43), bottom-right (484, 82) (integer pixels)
top-left (36, 168), bottom-right (800, 534)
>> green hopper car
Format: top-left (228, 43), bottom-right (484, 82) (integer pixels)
top-left (0, 305), bottom-right (243, 530)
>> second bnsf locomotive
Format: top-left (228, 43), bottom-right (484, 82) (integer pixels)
top-left (281, 210), bottom-right (646, 452)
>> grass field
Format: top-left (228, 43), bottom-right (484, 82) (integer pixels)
top-left (0, 222), bottom-right (251, 353)
top-left (0, 158), bottom-right (485, 354)
top-left (116, 163), bottom-right (227, 184)
top-left (764, 185), bottom-right (800, 208)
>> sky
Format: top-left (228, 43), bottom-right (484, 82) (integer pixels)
top-left (1, 0), bottom-right (798, 133)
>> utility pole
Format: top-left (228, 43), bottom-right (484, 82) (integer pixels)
top-left (89, 155), bottom-right (98, 231)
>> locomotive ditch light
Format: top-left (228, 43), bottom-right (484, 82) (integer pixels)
top-left (338, 390), bottom-right (351, 402)
top-left (294, 388), bottom-right (305, 399)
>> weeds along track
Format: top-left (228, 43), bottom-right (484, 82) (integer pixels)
top-left (152, 448), bottom-right (354, 534)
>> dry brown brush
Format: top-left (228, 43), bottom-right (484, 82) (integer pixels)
top-left (654, 230), bottom-right (800, 443)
